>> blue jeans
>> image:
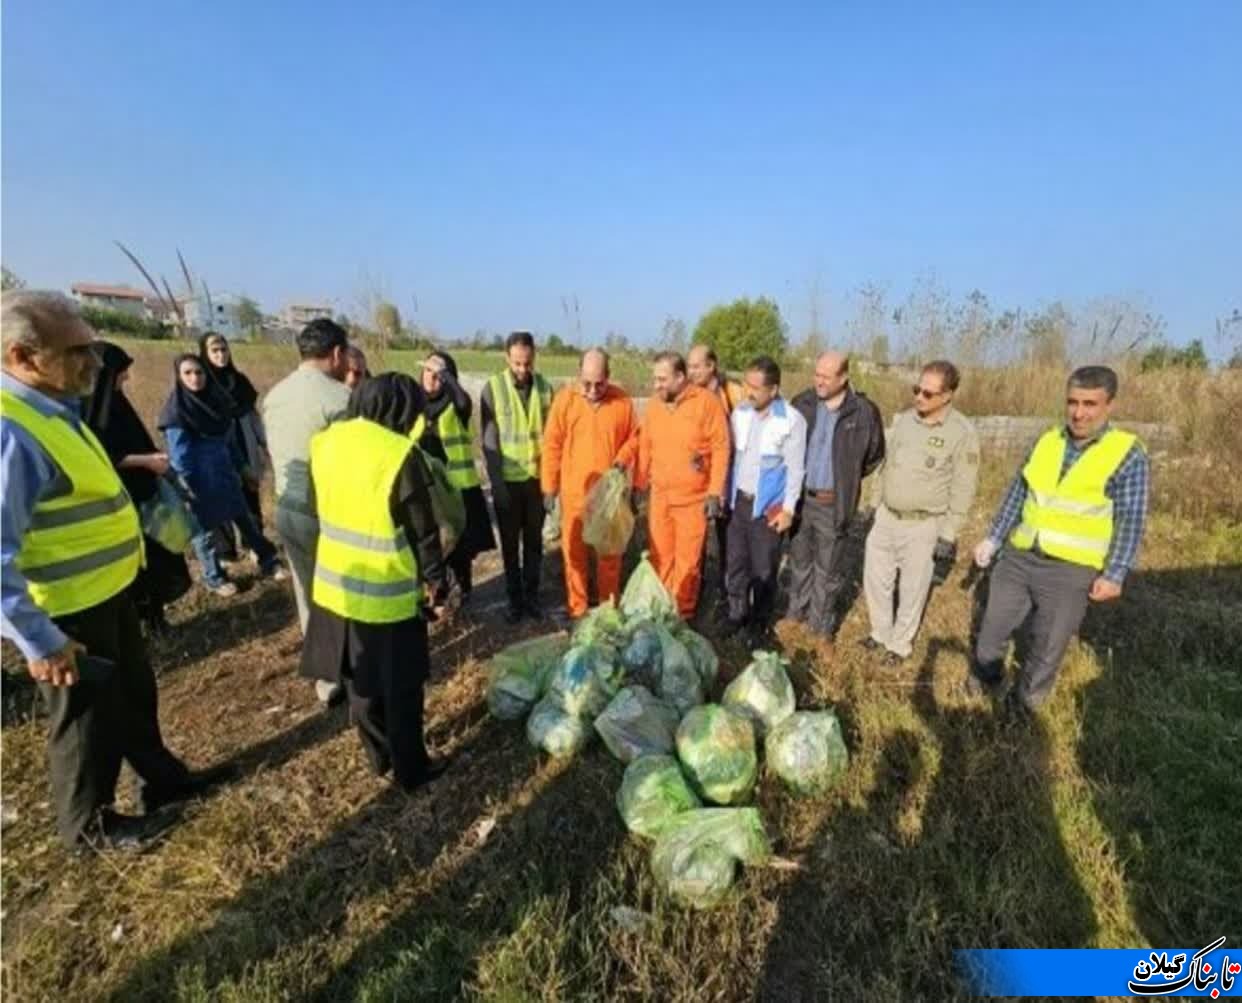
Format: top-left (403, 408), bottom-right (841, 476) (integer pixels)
top-left (193, 508), bottom-right (279, 587)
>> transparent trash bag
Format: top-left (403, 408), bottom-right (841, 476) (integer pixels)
top-left (675, 705), bottom-right (758, 805)
top-left (594, 685), bottom-right (680, 763)
top-left (546, 644), bottom-right (623, 719)
top-left (655, 623), bottom-right (704, 715)
top-left (620, 551), bottom-right (676, 622)
top-left (139, 475), bottom-right (197, 554)
top-left (616, 754), bottom-right (701, 838)
top-left (582, 467), bottom-right (635, 556)
top-left (722, 650), bottom-right (796, 738)
top-left (765, 710), bottom-right (849, 797)
top-left (650, 807), bottom-right (771, 910)
top-left (526, 693), bottom-right (591, 758)
top-left (486, 633), bottom-right (572, 720)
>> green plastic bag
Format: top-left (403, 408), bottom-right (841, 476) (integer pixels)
top-left (674, 624), bottom-right (719, 691)
top-left (139, 475), bottom-right (197, 554)
top-left (650, 807), bottom-right (772, 909)
top-left (765, 710), bottom-right (849, 797)
top-left (655, 624), bottom-right (704, 715)
top-left (676, 705), bottom-right (757, 805)
top-left (526, 693), bottom-right (591, 758)
top-left (620, 551), bottom-right (676, 622)
top-left (594, 685), bottom-right (681, 763)
top-left (582, 467), bottom-right (634, 556)
top-left (620, 619), bottom-right (663, 690)
top-left (546, 644), bottom-right (623, 719)
top-left (616, 754), bottom-right (701, 838)
top-left (722, 650), bottom-right (796, 738)
top-left (486, 633), bottom-right (572, 720)
top-left (418, 451), bottom-right (466, 558)
top-left (572, 600), bottom-right (628, 653)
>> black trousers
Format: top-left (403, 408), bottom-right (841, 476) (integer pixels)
top-left (494, 477), bottom-right (543, 606)
top-left (42, 591), bottom-right (189, 845)
top-left (787, 495), bottom-right (845, 636)
top-left (343, 617), bottom-right (430, 791)
top-left (725, 495), bottom-right (785, 626)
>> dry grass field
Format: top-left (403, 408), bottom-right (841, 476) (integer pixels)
top-left (2, 339), bottom-right (1239, 1001)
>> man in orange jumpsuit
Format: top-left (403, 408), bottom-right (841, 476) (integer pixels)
top-left (540, 349), bottom-right (638, 619)
top-left (631, 352), bottom-right (730, 620)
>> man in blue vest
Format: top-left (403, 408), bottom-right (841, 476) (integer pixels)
top-left (2, 291), bottom-right (233, 853)
top-left (724, 356), bottom-right (807, 642)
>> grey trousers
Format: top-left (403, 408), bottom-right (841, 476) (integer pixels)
top-left (275, 506), bottom-right (318, 635)
top-left (863, 505), bottom-right (940, 657)
top-left (787, 496), bottom-right (844, 635)
top-left (974, 548), bottom-right (1096, 709)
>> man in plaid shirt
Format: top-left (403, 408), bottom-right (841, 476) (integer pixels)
top-left (969, 365), bottom-right (1149, 712)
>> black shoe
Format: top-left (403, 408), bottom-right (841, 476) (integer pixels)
top-left (399, 758), bottom-right (450, 794)
top-left (523, 598), bottom-right (545, 621)
top-left (881, 651), bottom-right (906, 669)
top-left (75, 807), bottom-right (178, 856)
top-left (504, 603), bottom-right (524, 625)
top-left (141, 763), bottom-right (240, 815)
top-left (1003, 688), bottom-right (1036, 724)
top-left (859, 637), bottom-right (883, 653)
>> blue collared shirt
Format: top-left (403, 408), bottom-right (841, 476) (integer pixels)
top-left (804, 402), bottom-right (840, 491)
top-left (1, 372), bottom-right (90, 660)
top-left (987, 423), bottom-right (1150, 584)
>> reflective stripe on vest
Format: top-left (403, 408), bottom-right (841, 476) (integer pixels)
top-left (488, 371), bottom-right (551, 481)
top-left (1, 389), bottom-right (142, 617)
top-left (411, 408), bottom-right (480, 489)
top-left (1009, 426), bottom-right (1139, 570)
top-left (309, 418), bottom-right (422, 623)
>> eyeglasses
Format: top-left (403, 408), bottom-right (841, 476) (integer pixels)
top-left (912, 385), bottom-right (944, 400)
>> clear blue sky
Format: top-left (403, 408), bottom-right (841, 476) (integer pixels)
top-left (4, 1), bottom-right (1239, 346)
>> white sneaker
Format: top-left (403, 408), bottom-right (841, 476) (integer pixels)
top-left (315, 680), bottom-right (342, 704)
top-left (208, 582), bottom-right (239, 598)
top-left (268, 566), bottom-right (290, 582)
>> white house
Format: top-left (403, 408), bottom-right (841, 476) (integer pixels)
top-left (282, 301), bottom-right (334, 329)
top-left (71, 283), bottom-right (149, 318)
top-left (183, 292), bottom-right (253, 340)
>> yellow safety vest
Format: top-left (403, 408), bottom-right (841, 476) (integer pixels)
top-left (309, 418), bottom-right (422, 624)
top-left (488, 370), bottom-right (552, 481)
top-left (1, 389), bottom-right (142, 617)
top-left (1009, 426), bottom-right (1140, 570)
top-left (411, 408), bottom-right (480, 490)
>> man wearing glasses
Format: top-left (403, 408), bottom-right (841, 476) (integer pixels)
top-left (862, 360), bottom-right (980, 666)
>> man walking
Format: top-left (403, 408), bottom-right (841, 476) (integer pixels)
top-left (787, 351), bottom-right (886, 638)
top-left (970, 366), bottom-right (1148, 713)
top-left (724, 357), bottom-right (806, 642)
top-left (1, 291), bottom-right (231, 853)
top-left (262, 319), bottom-right (352, 703)
top-left (540, 349), bottom-right (637, 620)
top-left (862, 360), bottom-right (979, 666)
top-left (481, 331), bottom-right (553, 623)
top-left (631, 352), bottom-right (730, 620)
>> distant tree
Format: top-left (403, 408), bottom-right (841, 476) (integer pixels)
top-left (659, 315), bottom-right (688, 354)
top-left (868, 334), bottom-right (891, 365)
top-left (604, 330), bottom-right (631, 354)
top-left (334, 312), bottom-right (352, 329)
top-left (1, 266), bottom-right (25, 291)
top-left (1140, 338), bottom-right (1209, 372)
top-left (1023, 303), bottom-right (1072, 369)
top-left (374, 301), bottom-right (402, 342)
top-left (692, 296), bottom-right (787, 370)
top-left (236, 296), bottom-right (263, 336)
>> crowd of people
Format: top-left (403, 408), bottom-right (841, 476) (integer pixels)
top-left (0, 288), bottom-right (1149, 855)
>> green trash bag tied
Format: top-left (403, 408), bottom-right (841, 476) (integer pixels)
top-left (594, 685), bottom-right (681, 763)
top-left (650, 807), bottom-right (772, 910)
top-left (722, 650), bottom-right (796, 738)
top-left (620, 619), bottom-right (663, 690)
top-left (620, 551), bottom-right (677, 623)
top-left (526, 693), bottom-right (592, 758)
top-left (655, 623), bottom-right (704, 715)
top-left (674, 624), bottom-right (719, 691)
top-left (486, 633), bottom-right (572, 721)
top-left (675, 704), bottom-right (758, 805)
top-left (572, 600), bottom-right (629, 653)
top-left (765, 710), bottom-right (849, 797)
top-left (546, 643), bottom-right (624, 719)
top-left (582, 467), bottom-right (635, 556)
top-left (616, 754), bottom-right (701, 838)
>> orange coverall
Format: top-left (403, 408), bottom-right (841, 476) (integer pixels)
top-left (540, 384), bottom-right (638, 617)
top-left (629, 385), bottom-right (730, 618)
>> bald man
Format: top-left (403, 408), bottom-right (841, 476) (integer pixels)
top-left (540, 349), bottom-right (638, 619)
top-left (787, 352), bottom-right (886, 639)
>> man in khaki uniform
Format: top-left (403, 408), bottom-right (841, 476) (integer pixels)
top-left (862, 360), bottom-right (979, 666)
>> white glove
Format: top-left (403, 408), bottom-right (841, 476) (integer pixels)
top-left (973, 539), bottom-right (998, 568)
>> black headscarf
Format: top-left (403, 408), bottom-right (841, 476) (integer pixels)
top-left (198, 332), bottom-right (259, 417)
top-left (348, 372), bottom-right (425, 436)
top-left (157, 353), bottom-right (235, 437)
top-left (82, 342), bottom-right (153, 451)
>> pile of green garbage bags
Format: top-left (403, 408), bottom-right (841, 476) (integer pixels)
top-left (485, 555), bottom-right (852, 908)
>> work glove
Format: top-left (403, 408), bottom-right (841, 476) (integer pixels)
top-left (704, 495), bottom-right (723, 520)
top-left (973, 538), bottom-right (998, 569)
top-left (543, 493), bottom-right (558, 515)
top-left (932, 539), bottom-right (957, 585)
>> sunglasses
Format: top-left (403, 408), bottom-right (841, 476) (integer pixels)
top-left (912, 385), bottom-right (944, 399)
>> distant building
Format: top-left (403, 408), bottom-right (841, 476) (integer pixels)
top-left (184, 292), bottom-right (251, 340)
top-left (282, 301), bottom-right (334, 330)
top-left (71, 283), bottom-right (149, 318)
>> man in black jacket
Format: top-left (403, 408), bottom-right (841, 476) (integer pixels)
top-left (787, 351), bottom-right (886, 638)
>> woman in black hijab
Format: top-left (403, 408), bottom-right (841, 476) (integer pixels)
top-left (199, 332), bottom-right (266, 557)
top-left (300, 373), bottom-right (452, 792)
top-left (83, 343), bottom-right (190, 633)
top-left (417, 350), bottom-right (496, 603)
top-left (159, 353), bottom-right (285, 597)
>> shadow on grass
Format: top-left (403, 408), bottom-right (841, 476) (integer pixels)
top-left (1075, 563), bottom-right (1242, 946)
top-left (755, 637), bottom-right (1097, 1000)
top-left (153, 585), bottom-right (297, 676)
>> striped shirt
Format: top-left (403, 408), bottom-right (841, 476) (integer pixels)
top-left (987, 424), bottom-right (1150, 584)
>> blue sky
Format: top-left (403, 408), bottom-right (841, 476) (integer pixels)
top-left (3, 1), bottom-right (1239, 346)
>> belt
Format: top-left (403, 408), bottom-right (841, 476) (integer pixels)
top-left (804, 488), bottom-right (836, 503)
top-left (887, 506), bottom-right (937, 521)
top-left (736, 490), bottom-right (755, 501)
